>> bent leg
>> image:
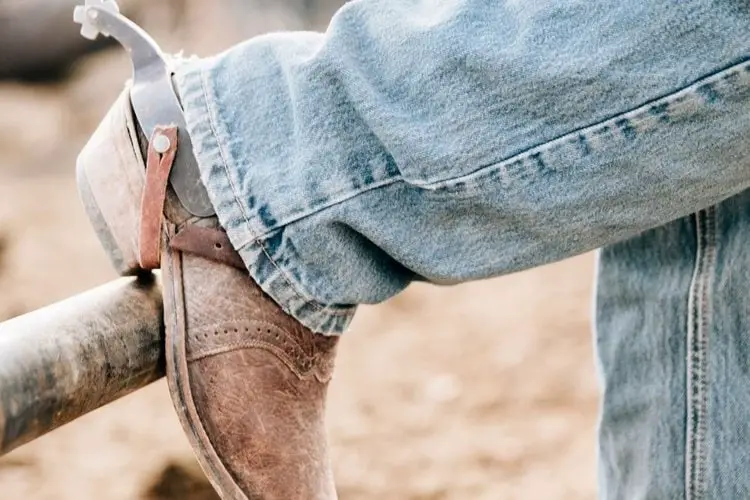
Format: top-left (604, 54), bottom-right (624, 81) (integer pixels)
top-left (175, 0), bottom-right (750, 334)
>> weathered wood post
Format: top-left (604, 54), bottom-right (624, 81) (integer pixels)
top-left (0, 274), bottom-right (165, 456)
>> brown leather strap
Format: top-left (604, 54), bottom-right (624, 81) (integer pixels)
top-left (139, 126), bottom-right (178, 269)
top-left (169, 225), bottom-right (247, 270)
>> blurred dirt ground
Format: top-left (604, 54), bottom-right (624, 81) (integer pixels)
top-left (0, 2), bottom-right (600, 498)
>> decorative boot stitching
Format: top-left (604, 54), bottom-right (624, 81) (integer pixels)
top-left (186, 320), bottom-right (337, 383)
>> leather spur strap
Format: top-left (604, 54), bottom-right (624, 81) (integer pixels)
top-left (170, 225), bottom-right (246, 271)
top-left (139, 125), bottom-right (178, 269)
top-left (138, 125), bottom-right (246, 271)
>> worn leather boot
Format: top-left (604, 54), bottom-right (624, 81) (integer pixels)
top-left (76, 87), bottom-right (339, 500)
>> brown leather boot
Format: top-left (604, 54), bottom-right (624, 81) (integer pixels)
top-left (76, 87), bottom-right (339, 500)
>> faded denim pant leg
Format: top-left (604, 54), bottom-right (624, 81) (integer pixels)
top-left (597, 194), bottom-right (750, 498)
top-left (174, 1), bottom-right (750, 497)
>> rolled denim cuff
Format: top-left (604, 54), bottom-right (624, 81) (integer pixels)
top-left (175, 58), bottom-right (356, 335)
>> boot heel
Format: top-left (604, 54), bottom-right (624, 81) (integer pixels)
top-left (76, 89), bottom-right (147, 276)
top-left (76, 163), bottom-right (139, 275)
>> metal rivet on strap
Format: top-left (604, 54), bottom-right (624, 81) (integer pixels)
top-left (152, 133), bottom-right (171, 154)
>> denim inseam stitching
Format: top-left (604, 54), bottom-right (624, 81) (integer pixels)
top-left (410, 58), bottom-right (750, 192)
top-left (243, 240), bottom-right (355, 318)
top-left (197, 68), bottom-right (354, 317)
top-left (685, 206), bottom-right (716, 499)
top-left (245, 59), bottom-right (750, 243)
top-left (239, 177), bottom-right (401, 243)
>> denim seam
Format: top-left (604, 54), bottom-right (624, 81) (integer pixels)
top-left (197, 67), bottom-right (356, 320)
top-left (197, 68), bottom-right (257, 238)
top-left (239, 238), bottom-right (356, 318)
top-left (239, 177), bottom-right (402, 243)
top-left (685, 206), bottom-right (716, 499)
top-left (246, 58), bottom-right (750, 242)
top-left (410, 58), bottom-right (750, 193)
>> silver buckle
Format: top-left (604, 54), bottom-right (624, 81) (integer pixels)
top-left (74, 0), bottom-right (214, 217)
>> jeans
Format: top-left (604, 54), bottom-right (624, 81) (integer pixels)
top-left (174, 0), bottom-right (750, 497)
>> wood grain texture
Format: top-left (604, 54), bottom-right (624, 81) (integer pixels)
top-left (0, 274), bottom-right (164, 455)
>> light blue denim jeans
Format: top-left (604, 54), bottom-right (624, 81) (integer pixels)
top-left (174, 0), bottom-right (750, 497)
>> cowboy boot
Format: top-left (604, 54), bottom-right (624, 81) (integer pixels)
top-left (76, 85), bottom-right (340, 499)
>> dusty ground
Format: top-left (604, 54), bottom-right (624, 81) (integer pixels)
top-left (0, 3), bottom-right (600, 498)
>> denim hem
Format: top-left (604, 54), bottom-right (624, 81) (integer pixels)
top-left (174, 59), bottom-right (356, 335)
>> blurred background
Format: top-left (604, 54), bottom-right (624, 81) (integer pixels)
top-left (0, 1), bottom-right (599, 498)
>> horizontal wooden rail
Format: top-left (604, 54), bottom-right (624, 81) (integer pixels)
top-left (0, 275), bottom-right (164, 456)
